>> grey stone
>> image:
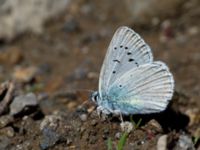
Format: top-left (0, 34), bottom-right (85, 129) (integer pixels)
top-left (174, 134), bottom-right (195, 150)
top-left (40, 115), bottom-right (67, 150)
top-left (9, 93), bottom-right (38, 116)
top-left (0, 0), bottom-right (71, 41)
top-left (40, 127), bottom-right (60, 150)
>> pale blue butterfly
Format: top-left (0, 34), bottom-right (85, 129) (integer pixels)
top-left (91, 26), bottom-right (174, 116)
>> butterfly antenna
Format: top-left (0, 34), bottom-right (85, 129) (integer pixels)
top-left (75, 89), bottom-right (97, 116)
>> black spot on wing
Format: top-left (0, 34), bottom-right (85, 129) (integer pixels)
top-left (128, 58), bottom-right (134, 62)
top-left (128, 58), bottom-right (139, 67)
top-left (113, 59), bottom-right (120, 63)
top-left (127, 52), bottom-right (132, 55)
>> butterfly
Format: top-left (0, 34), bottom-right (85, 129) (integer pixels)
top-left (91, 26), bottom-right (174, 116)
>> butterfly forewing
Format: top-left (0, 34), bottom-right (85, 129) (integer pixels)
top-left (99, 26), bottom-right (153, 97)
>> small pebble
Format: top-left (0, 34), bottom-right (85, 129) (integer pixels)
top-left (0, 115), bottom-right (14, 128)
top-left (12, 66), bottom-right (38, 83)
top-left (79, 114), bottom-right (88, 122)
top-left (115, 132), bottom-right (121, 139)
top-left (0, 127), bottom-right (15, 137)
top-left (185, 108), bottom-right (200, 126)
top-left (40, 115), bottom-right (62, 130)
top-left (91, 120), bottom-right (97, 126)
top-left (187, 26), bottom-right (199, 36)
top-left (174, 134), bottom-right (195, 150)
top-left (120, 121), bottom-right (133, 133)
top-left (146, 119), bottom-right (163, 133)
top-left (157, 135), bottom-right (167, 150)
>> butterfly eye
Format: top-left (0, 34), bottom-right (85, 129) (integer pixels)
top-left (91, 92), bottom-right (99, 103)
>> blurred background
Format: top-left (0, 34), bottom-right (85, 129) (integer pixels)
top-left (0, 0), bottom-right (199, 149)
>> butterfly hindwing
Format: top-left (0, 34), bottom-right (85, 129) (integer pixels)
top-left (99, 26), bottom-right (153, 97)
top-left (107, 61), bottom-right (174, 114)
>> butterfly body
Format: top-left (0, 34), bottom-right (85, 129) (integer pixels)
top-left (91, 26), bottom-right (174, 115)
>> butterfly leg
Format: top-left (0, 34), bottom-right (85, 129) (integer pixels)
top-left (113, 110), bottom-right (124, 123)
top-left (97, 106), bottom-right (111, 119)
top-left (119, 112), bottom-right (124, 123)
top-left (96, 106), bottom-right (102, 118)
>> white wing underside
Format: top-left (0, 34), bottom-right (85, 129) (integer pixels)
top-left (98, 26), bottom-right (174, 114)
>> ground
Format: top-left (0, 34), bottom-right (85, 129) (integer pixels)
top-left (0, 0), bottom-right (199, 149)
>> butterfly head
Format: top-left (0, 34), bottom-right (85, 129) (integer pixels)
top-left (91, 91), bottom-right (100, 104)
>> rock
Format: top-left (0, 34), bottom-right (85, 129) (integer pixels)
top-left (0, 136), bottom-right (11, 149)
top-left (79, 114), bottom-right (88, 122)
top-left (40, 115), bottom-right (68, 150)
top-left (0, 47), bottom-right (23, 65)
top-left (185, 108), bottom-right (200, 126)
top-left (125, 0), bottom-right (185, 25)
top-left (0, 115), bottom-right (14, 128)
top-left (67, 101), bottom-right (77, 110)
top-left (15, 140), bottom-right (32, 150)
top-left (12, 66), bottom-right (38, 83)
top-left (9, 93), bottom-right (38, 116)
top-left (174, 134), bottom-right (195, 150)
top-left (145, 119), bottom-right (163, 133)
top-left (0, 127), bottom-right (15, 137)
top-left (90, 119), bottom-right (97, 126)
top-left (187, 26), bottom-right (199, 36)
top-left (0, 0), bottom-right (71, 41)
top-left (115, 132), bottom-right (121, 139)
top-left (40, 127), bottom-right (60, 150)
top-left (120, 121), bottom-right (134, 133)
top-left (157, 135), bottom-right (167, 150)
top-left (40, 115), bottom-right (62, 131)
